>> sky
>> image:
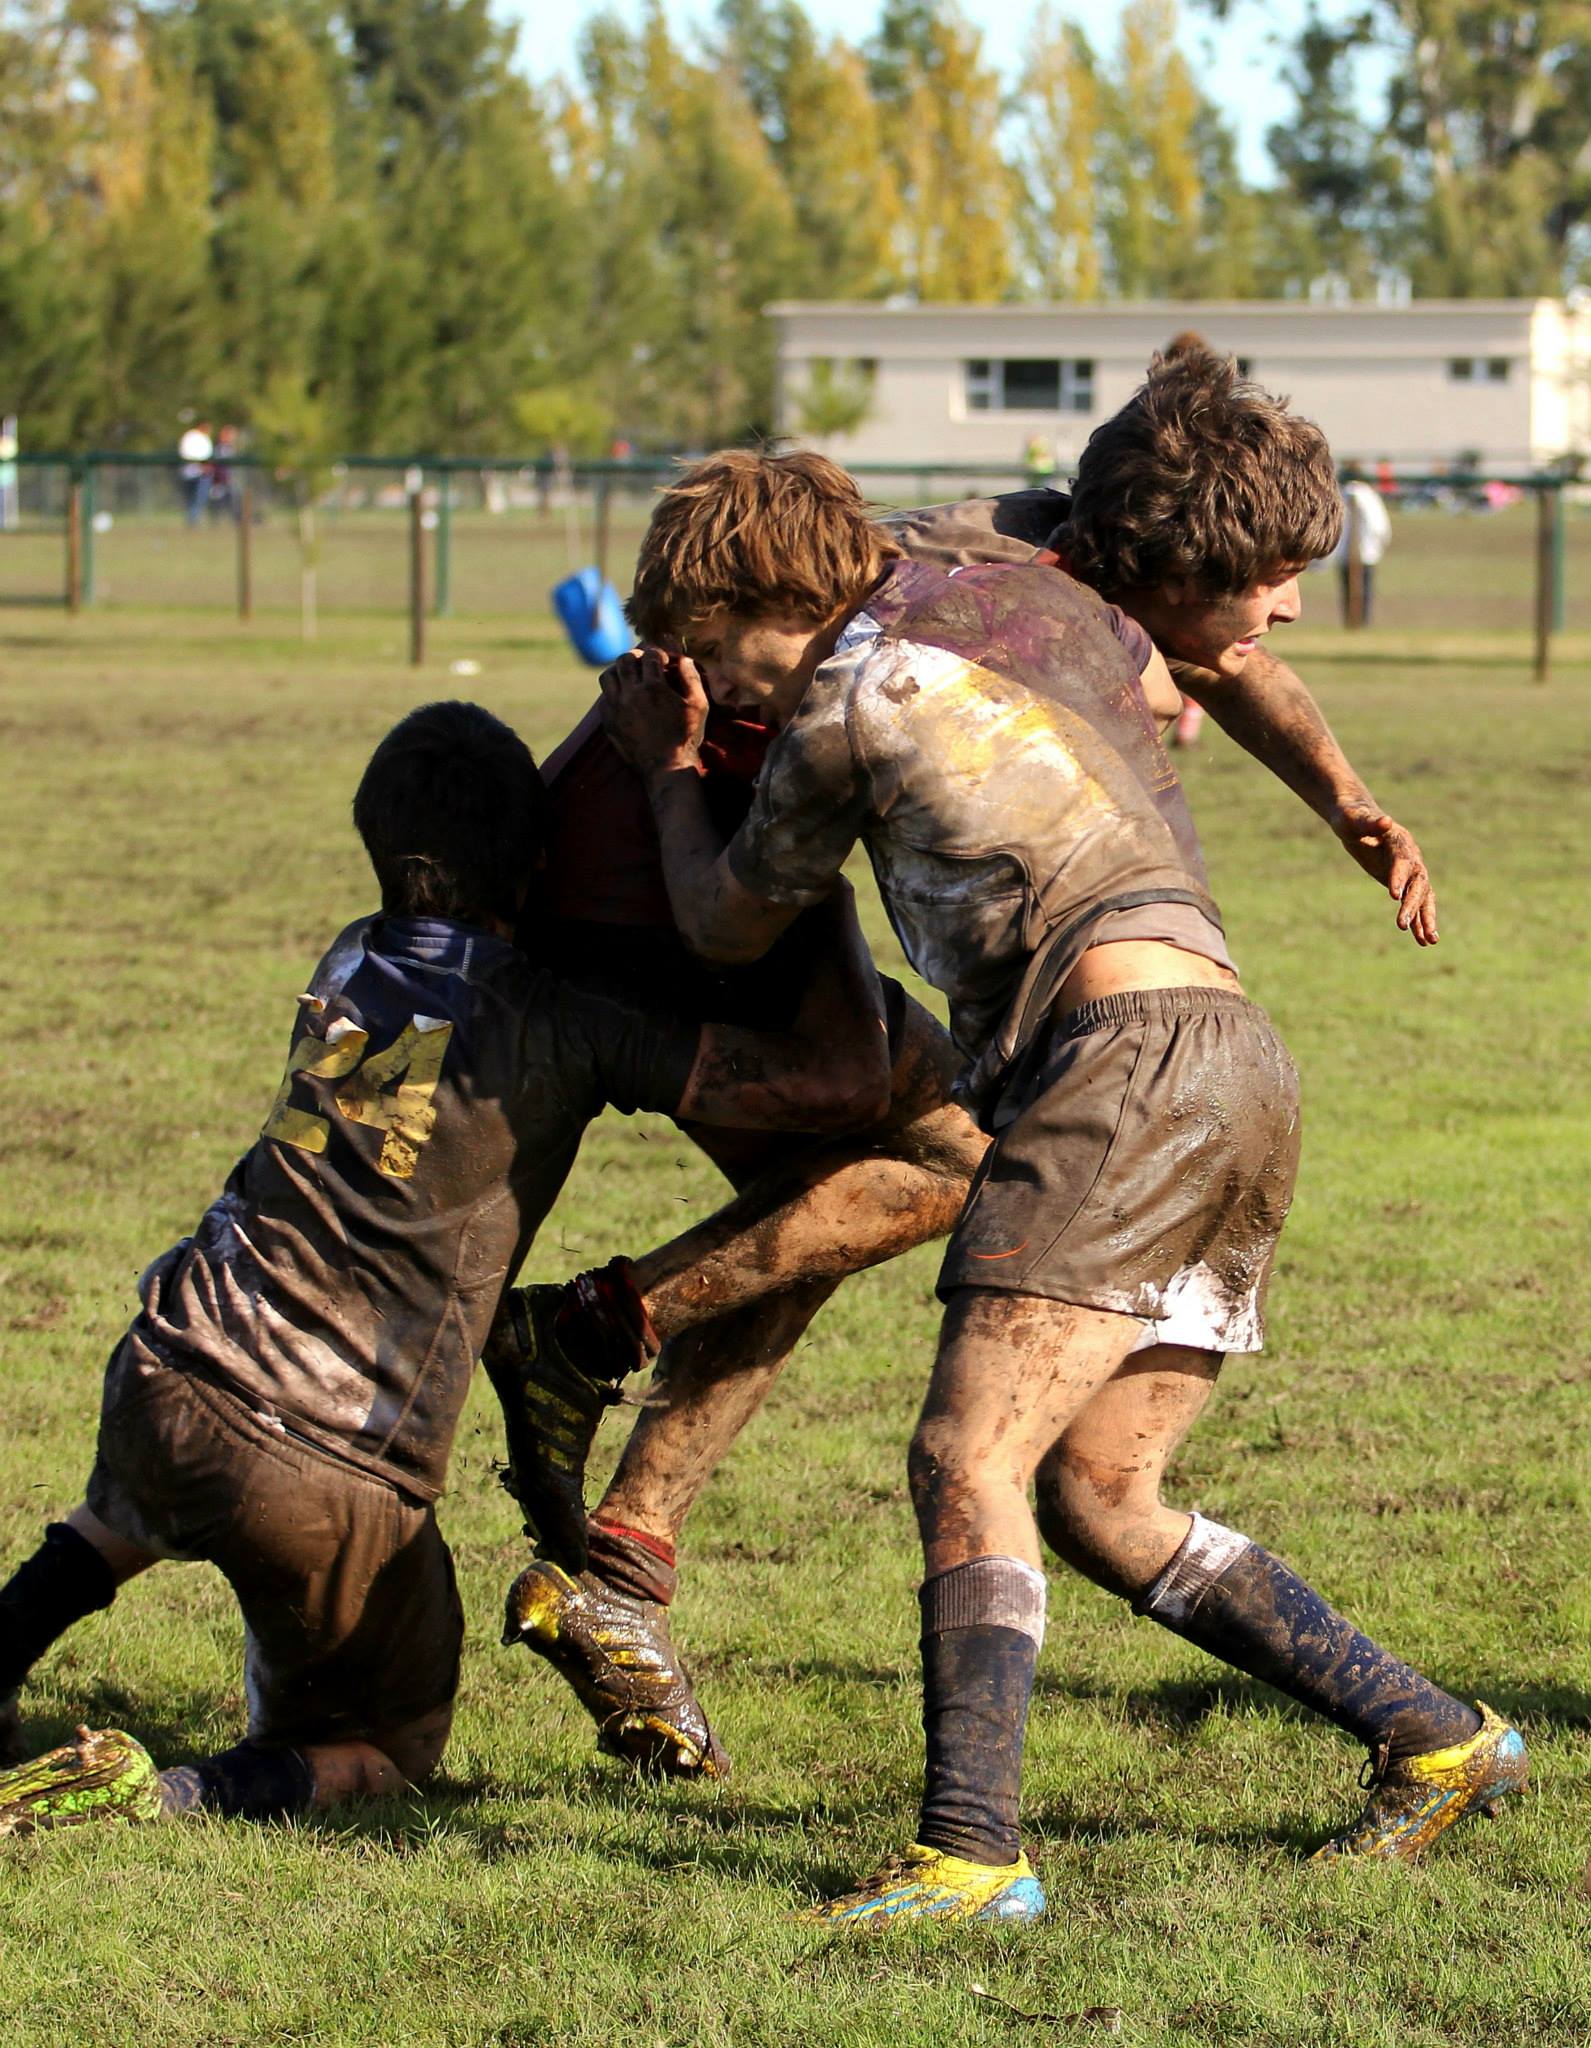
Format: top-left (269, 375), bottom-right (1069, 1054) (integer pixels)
top-left (496, 0), bottom-right (1385, 188)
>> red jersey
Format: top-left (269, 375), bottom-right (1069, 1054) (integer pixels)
top-left (539, 704), bottom-right (776, 926)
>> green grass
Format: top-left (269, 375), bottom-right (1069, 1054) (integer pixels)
top-left (0, 600), bottom-right (1589, 2046)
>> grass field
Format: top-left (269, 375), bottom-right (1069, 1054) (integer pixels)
top-left (1, 595), bottom-right (1589, 2047)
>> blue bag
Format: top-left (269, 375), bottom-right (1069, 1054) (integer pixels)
top-left (552, 567), bottom-right (631, 668)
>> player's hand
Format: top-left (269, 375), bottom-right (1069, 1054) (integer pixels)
top-left (600, 646), bottom-right (709, 781)
top-left (1331, 803), bottom-right (1439, 946)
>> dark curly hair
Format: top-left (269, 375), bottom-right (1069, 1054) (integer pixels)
top-left (353, 700), bottom-right (545, 926)
top-left (1060, 346), bottom-right (1342, 597)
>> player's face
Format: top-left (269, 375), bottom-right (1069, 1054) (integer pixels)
top-left (1130, 567), bottom-right (1304, 678)
top-left (682, 610), bottom-right (840, 727)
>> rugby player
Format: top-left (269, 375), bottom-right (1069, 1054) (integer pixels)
top-left (0, 701), bottom-right (894, 1829)
top-left (490, 395), bottom-right (1440, 1782)
top-left (586, 354), bottom-right (1526, 1919)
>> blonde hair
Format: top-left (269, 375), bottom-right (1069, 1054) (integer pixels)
top-left (628, 449), bottom-right (900, 642)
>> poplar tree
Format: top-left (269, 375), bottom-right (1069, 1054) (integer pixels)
top-left (867, 0), bottom-right (1016, 300)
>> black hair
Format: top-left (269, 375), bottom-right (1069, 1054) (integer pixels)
top-left (352, 700), bottom-right (546, 926)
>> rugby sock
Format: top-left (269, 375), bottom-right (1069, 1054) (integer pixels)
top-left (1137, 1513), bottom-right (1482, 1762)
top-left (555, 1258), bottom-right (662, 1387)
top-left (158, 1742), bottom-right (315, 1821)
top-left (916, 1556), bottom-right (1046, 1867)
top-left (0, 1523), bottom-right (118, 1699)
top-left (585, 1519), bottom-right (678, 1606)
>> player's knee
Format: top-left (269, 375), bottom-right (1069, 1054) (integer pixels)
top-left (1034, 1447), bottom-right (1146, 1599)
top-left (371, 1702), bottom-right (453, 1787)
top-left (908, 1415), bottom-right (990, 1521)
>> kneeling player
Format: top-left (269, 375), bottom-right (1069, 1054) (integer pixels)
top-left (593, 403), bottom-right (1525, 1919)
top-left (0, 700), bottom-right (892, 1831)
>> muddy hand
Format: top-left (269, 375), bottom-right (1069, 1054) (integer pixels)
top-left (600, 645), bottom-right (709, 779)
top-left (1332, 804), bottom-right (1438, 947)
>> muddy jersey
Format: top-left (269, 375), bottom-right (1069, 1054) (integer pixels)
top-left (725, 557), bottom-right (1221, 1093)
top-left (127, 915), bottom-right (697, 1500)
top-left (883, 489), bottom-right (1071, 572)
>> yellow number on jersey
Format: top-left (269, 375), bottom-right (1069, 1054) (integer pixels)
top-left (261, 1006), bottom-right (453, 1180)
top-left (333, 1014), bottom-right (454, 1180)
top-left (261, 1014), bottom-right (369, 1156)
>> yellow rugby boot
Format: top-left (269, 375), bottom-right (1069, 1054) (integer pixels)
top-left (0, 1727), bottom-right (164, 1836)
top-left (806, 1844), bottom-right (1046, 1925)
top-left (1311, 1704), bottom-right (1527, 1863)
top-left (502, 1558), bottom-right (728, 1778)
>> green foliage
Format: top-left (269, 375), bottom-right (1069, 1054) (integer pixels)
top-left (8, 0), bottom-right (1591, 455)
top-left (791, 356), bottom-right (876, 438)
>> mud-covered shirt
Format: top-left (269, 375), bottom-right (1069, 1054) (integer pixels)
top-left (126, 915), bottom-right (698, 1501)
top-left (725, 558), bottom-right (1220, 1081)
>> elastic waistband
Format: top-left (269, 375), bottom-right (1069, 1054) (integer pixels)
top-left (1058, 985), bottom-right (1261, 1040)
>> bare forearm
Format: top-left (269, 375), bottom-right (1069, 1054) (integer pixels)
top-left (1171, 647), bottom-right (1374, 825)
top-left (647, 769), bottom-right (764, 963)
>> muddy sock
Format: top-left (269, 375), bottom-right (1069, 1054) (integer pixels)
top-left (158, 1741), bottom-right (315, 1821)
top-left (585, 1519), bottom-right (678, 1605)
top-left (915, 1557), bottom-right (1046, 1867)
top-left (0, 1523), bottom-right (118, 1699)
top-left (1137, 1514), bottom-right (1481, 1763)
top-left (554, 1258), bottom-right (662, 1387)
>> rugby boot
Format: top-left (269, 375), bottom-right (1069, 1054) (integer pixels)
top-left (482, 1284), bottom-right (633, 1573)
top-left (1310, 1703), bottom-right (1528, 1863)
top-left (502, 1558), bottom-right (729, 1779)
top-left (0, 1695), bottom-right (24, 1768)
top-left (805, 1844), bottom-right (1046, 1926)
top-left (0, 1726), bottom-right (164, 1836)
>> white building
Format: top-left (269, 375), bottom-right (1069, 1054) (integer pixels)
top-left (769, 299), bottom-right (1591, 475)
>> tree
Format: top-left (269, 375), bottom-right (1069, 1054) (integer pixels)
top-left (867, 0), bottom-right (1016, 300)
top-left (1013, 6), bottom-right (1105, 300)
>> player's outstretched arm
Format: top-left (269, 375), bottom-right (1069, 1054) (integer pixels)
top-left (1171, 645), bottom-right (1439, 946)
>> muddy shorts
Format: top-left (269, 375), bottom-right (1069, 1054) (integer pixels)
top-left (85, 1341), bottom-right (463, 1750)
top-left (939, 988), bottom-right (1300, 1353)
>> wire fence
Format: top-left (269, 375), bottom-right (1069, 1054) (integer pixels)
top-left (1, 453), bottom-right (1585, 674)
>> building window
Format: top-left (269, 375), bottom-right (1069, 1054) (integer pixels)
top-left (1449, 357), bottom-right (1511, 383)
top-left (965, 358), bottom-right (1093, 413)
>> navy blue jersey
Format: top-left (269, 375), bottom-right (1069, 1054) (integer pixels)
top-left (124, 915), bottom-right (697, 1498)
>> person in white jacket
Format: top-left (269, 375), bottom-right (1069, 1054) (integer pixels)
top-left (1331, 468), bottom-right (1393, 624)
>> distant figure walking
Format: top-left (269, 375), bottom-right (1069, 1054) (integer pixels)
top-left (177, 421), bottom-right (213, 527)
top-left (1332, 470), bottom-right (1392, 625)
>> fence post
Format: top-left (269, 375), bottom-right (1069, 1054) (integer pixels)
top-left (1533, 484), bottom-right (1553, 682)
top-left (80, 460), bottom-right (98, 607)
top-left (434, 466), bottom-right (453, 618)
top-left (65, 465), bottom-right (83, 614)
top-left (1551, 479), bottom-right (1566, 632)
top-left (1344, 494), bottom-right (1365, 629)
top-left (237, 476), bottom-right (254, 621)
top-left (408, 467), bottom-right (427, 668)
top-left (594, 470), bottom-right (611, 584)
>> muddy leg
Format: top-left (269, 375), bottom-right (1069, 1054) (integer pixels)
top-left (595, 994), bottom-right (986, 1551)
top-left (1038, 1345), bottom-right (1481, 1761)
top-left (908, 1289), bottom-right (1146, 1867)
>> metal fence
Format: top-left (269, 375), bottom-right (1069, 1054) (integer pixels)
top-left (1, 452), bottom-right (1583, 677)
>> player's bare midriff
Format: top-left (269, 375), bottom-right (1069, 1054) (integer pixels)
top-left (1057, 938), bottom-right (1242, 1015)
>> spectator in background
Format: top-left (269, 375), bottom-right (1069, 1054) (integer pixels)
top-left (1330, 465), bottom-right (1392, 625)
top-left (1023, 433), bottom-right (1058, 488)
top-left (177, 421), bottom-right (213, 528)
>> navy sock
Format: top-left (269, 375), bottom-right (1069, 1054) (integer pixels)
top-left (159, 1742), bottom-right (315, 1820)
top-left (1139, 1515), bottom-right (1481, 1763)
top-left (0, 1523), bottom-right (118, 1699)
top-left (915, 1558), bottom-right (1046, 1867)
